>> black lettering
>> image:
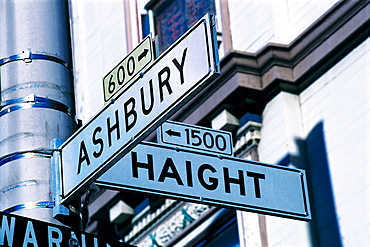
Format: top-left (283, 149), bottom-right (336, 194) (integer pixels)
top-left (124, 97), bottom-right (137, 132)
top-left (158, 66), bottom-right (172, 102)
top-left (77, 141), bottom-right (90, 175)
top-left (203, 132), bottom-right (214, 148)
top-left (247, 172), bottom-right (265, 198)
top-left (224, 168), bottom-right (246, 196)
top-left (215, 135), bottom-right (227, 151)
top-left (172, 47), bottom-right (188, 85)
top-left (107, 110), bottom-right (120, 147)
top-left (117, 65), bottom-right (125, 85)
top-left (198, 164), bottom-right (218, 190)
top-left (92, 126), bottom-right (104, 158)
top-left (186, 161), bottom-right (193, 187)
top-left (140, 79), bottom-right (155, 115)
top-left (127, 56), bottom-right (135, 76)
top-left (158, 157), bottom-right (184, 185)
top-left (131, 152), bottom-right (154, 180)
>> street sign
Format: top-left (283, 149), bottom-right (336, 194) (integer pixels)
top-left (103, 34), bottom-right (154, 102)
top-left (157, 121), bottom-right (233, 155)
top-left (96, 142), bottom-right (311, 221)
top-left (59, 14), bottom-right (219, 203)
top-left (0, 211), bottom-right (132, 247)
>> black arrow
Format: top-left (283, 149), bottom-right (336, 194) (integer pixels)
top-left (138, 48), bottom-right (149, 61)
top-left (165, 129), bottom-right (181, 137)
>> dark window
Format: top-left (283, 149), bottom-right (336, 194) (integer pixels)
top-left (195, 214), bottom-right (240, 247)
top-left (146, 0), bottom-right (216, 53)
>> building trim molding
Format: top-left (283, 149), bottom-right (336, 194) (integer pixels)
top-left (173, 0), bottom-right (369, 125)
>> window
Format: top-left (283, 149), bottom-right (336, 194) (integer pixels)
top-left (146, 0), bottom-right (216, 52)
top-left (195, 213), bottom-right (239, 247)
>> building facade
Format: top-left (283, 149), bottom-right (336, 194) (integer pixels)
top-left (68, 1), bottom-right (369, 246)
top-left (1, 0), bottom-right (369, 246)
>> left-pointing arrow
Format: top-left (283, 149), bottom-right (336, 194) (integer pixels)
top-left (138, 49), bottom-right (149, 61)
top-left (165, 129), bottom-right (181, 137)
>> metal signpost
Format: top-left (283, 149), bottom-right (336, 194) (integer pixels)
top-left (103, 34), bottom-right (154, 102)
top-left (96, 142), bottom-right (311, 221)
top-left (0, 211), bottom-right (132, 247)
top-left (157, 120), bottom-right (233, 155)
top-left (58, 14), bottom-right (219, 203)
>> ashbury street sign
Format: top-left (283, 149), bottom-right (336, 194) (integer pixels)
top-left (59, 14), bottom-right (219, 203)
top-left (96, 142), bottom-right (311, 221)
top-left (56, 13), bottom-right (311, 222)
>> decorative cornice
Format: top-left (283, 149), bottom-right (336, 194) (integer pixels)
top-left (172, 0), bottom-right (369, 125)
top-left (219, 0), bottom-right (369, 89)
top-left (234, 120), bottom-right (262, 159)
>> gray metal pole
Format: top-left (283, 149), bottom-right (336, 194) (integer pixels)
top-left (0, 0), bottom-right (77, 225)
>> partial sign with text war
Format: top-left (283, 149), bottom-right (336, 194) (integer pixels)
top-left (0, 211), bottom-right (133, 247)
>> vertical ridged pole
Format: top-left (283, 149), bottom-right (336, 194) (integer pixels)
top-left (0, 0), bottom-right (77, 225)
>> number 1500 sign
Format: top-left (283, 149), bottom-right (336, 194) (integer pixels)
top-left (185, 128), bottom-right (229, 151)
top-left (158, 121), bottom-right (233, 155)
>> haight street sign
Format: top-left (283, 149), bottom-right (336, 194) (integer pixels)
top-left (103, 34), bottom-right (154, 103)
top-left (59, 14), bottom-right (220, 203)
top-left (0, 211), bottom-right (132, 247)
top-left (157, 121), bottom-right (233, 155)
top-left (96, 142), bottom-right (312, 221)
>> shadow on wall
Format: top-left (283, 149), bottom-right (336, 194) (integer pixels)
top-left (278, 121), bottom-right (343, 247)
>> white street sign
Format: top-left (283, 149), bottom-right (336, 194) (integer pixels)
top-left (96, 142), bottom-right (311, 221)
top-left (59, 14), bottom-right (219, 203)
top-left (157, 121), bottom-right (233, 155)
top-left (103, 34), bottom-right (154, 102)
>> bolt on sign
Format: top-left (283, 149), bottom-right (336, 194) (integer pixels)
top-left (97, 142), bottom-right (312, 221)
top-left (59, 14), bottom-right (220, 203)
top-left (103, 34), bottom-right (154, 102)
top-left (0, 211), bottom-right (133, 247)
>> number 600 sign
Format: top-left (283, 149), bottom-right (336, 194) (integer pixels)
top-left (103, 35), bottom-right (153, 102)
